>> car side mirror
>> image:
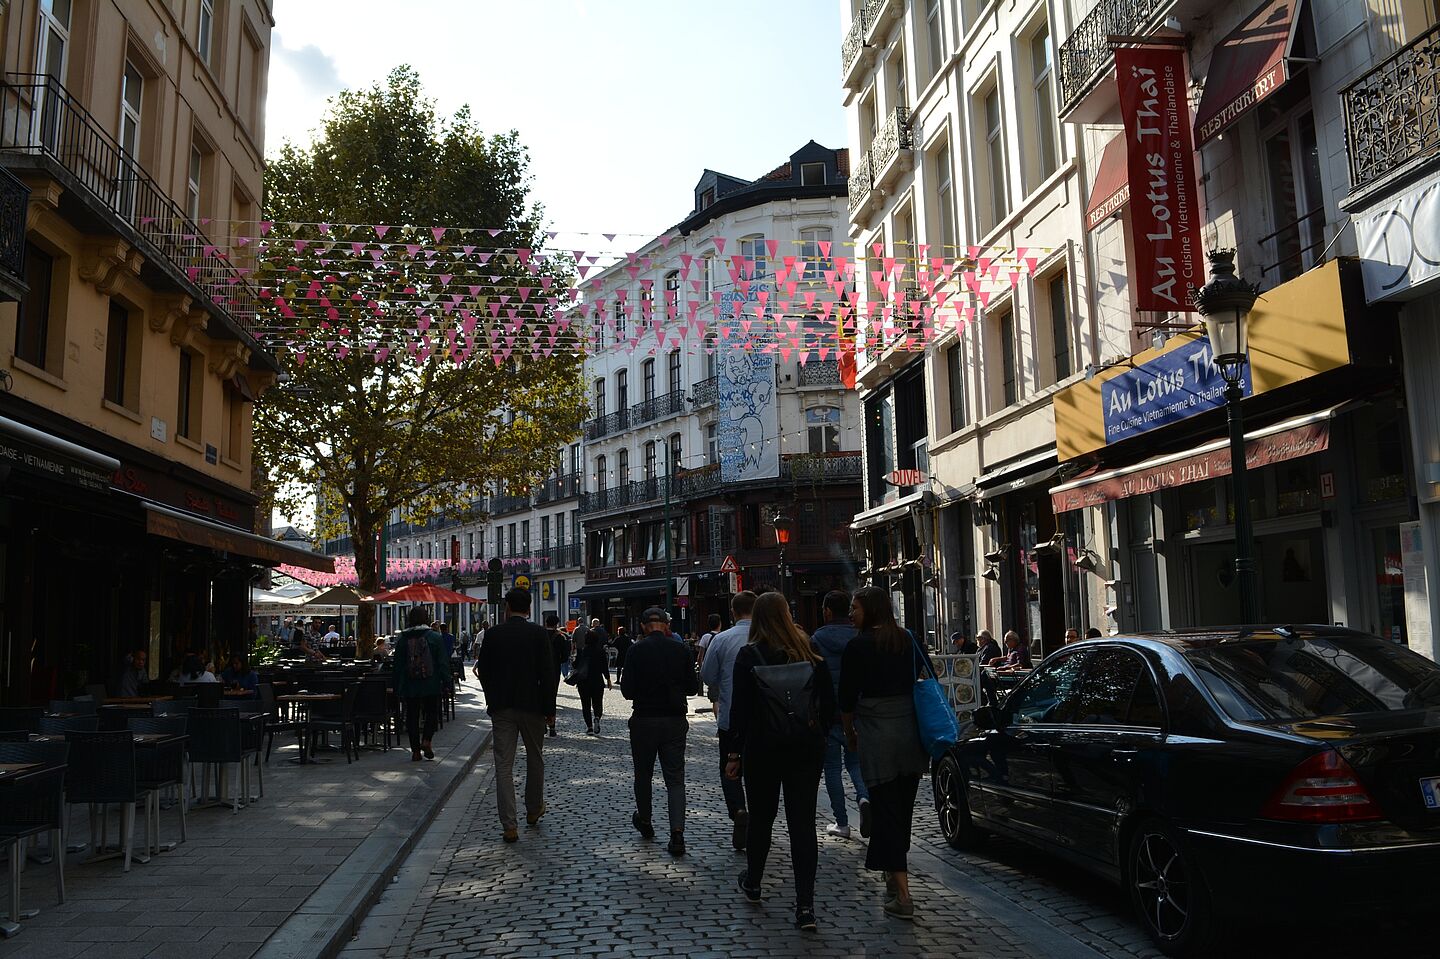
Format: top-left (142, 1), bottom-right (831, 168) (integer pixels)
top-left (973, 705), bottom-right (999, 732)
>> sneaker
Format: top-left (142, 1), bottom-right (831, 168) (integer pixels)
top-left (666, 831), bottom-right (686, 856)
top-left (826, 823), bottom-right (852, 839)
top-left (503, 827), bottom-right (519, 844)
top-left (859, 798), bottom-right (873, 838)
top-left (737, 870), bottom-right (762, 904)
top-left (883, 896), bottom-right (914, 921)
top-left (794, 907), bottom-right (817, 932)
top-left (526, 803), bottom-right (547, 826)
top-left (732, 809), bottom-right (749, 852)
top-left (631, 811), bottom-right (655, 840)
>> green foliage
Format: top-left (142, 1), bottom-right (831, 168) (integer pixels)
top-left (254, 67), bottom-right (587, 653)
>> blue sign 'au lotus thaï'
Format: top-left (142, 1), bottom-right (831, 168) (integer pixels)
top-left (1101, 336), bottom-right (1250, 444)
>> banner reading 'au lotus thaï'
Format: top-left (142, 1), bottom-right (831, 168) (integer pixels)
top-left (1115, 46), bottom-right (1202, 312)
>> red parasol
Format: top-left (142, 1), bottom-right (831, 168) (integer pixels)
top-left (369, 582), bottom-right (476, 605)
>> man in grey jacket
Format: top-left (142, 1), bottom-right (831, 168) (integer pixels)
top-left (699, 590), bottom-right (755, 851)
top-left (811, 590), bottom-right (870, 839)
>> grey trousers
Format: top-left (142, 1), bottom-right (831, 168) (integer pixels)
top-left (629, 714), bottom-right (688, 833)
top-left (491, 707), bottom-right (547, 830)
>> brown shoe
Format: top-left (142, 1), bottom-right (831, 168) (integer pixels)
top-left (411, 750), bottom-right (422, 762)
top-left (503, 827), bottom-right (519, 843)
top-left (526, 803), bottom-right (547, 826)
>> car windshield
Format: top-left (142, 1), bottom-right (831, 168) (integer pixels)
top-left (1187, 635), bottom-right (1440, 723)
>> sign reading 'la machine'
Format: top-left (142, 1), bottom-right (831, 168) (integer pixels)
top-left (1102, 335), bottom-right (1251, 443)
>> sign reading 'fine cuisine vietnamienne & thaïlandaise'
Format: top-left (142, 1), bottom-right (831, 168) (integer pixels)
top-left (1115, 45), bottom-right (1202, 312)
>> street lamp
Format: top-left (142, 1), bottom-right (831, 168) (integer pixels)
top-left (1196, 248), bottom-right (1261, 623)
top-left (773, 511), bottom-right (795, 602)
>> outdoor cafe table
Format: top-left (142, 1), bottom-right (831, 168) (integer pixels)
top-left (0, 760), bottom-right (65, 937)
top-left (105, 696), bottom-right (174, 704)
top-left (277, 693), bottom-right (343, 764)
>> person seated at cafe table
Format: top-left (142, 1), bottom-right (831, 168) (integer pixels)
top-left (975, 630), bottom-right (1002, 666)
top-left (298, 635), bottom-right (328, 663)
top-left (178, 653), bottom-right (219, 685)
top-left (221, 654), bottom-right (259, 692)
top-left (991, 631), bottom-right (1033, 672)
top-left (117, 648), bottom-right (148, 697)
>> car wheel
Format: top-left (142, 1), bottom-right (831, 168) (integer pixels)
top-left (933, 754), bottom-right (982, 849)
top-left (1127, 818), bottom-right (1216, 957)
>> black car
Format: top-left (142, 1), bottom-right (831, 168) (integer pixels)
top-left (932, 626), bottom-right (1440, 956)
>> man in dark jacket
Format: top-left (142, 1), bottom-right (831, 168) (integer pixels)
top-left (477, 588), bottom-right (556, 843)
top-left (544, 612), bottom-right (570, 738)
top-left (621, 607), bottom-right (699, 856)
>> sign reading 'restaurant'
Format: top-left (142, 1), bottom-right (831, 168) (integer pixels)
top-left (1101, 335), bottom-right (1249, 444)
top-left (1115, 46), bottom-right (1202, 312)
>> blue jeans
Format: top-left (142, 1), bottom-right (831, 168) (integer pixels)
top-left (823, 724), bottom-right (868, 828)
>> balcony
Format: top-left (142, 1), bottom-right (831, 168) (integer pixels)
top-left (0, 165), bottom-right (26, 302)
top-left (583, 408), bottom-right (630, 441)
top-left (849, 108), bottom-right (912, 226)
top-left (841, 8), bottom-right (875, 94)
top-left (0, 75), bottom-right (268, 361)
top-left (782, 451), bottom-right (863, 483)
top-left (630, 389), bottom-right (684, 425)
top-left (1056, 0), bottom-right (1170, 122)
top-left (1343, 23), bottom-right (1440, 196)
top-left (676, 463), bottom-right (722, 500)
top-left (530, 543), bottom-right (583, 571)
top-left (798, 358), bottom-right (841, 387)
top-left (863, 0), bottom-right (903, 44)
top-left (535, 472), bottom-right (582, 504)
top-left (691, 375), bottom-right (718, 408)
top-left (578, 476), bottom-right (675, 516)
top-left (491, 491), bottom-right (532, 515)
top-left (847, 150), bottom-right (873, 217)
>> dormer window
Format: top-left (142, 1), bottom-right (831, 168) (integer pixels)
top-left (801, 162), bottom-right (826, 185)
top-left (699, 188), bottom-right (715, 209)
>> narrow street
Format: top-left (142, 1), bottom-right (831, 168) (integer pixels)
top-left (339, 685), bottom-right (1435, 959)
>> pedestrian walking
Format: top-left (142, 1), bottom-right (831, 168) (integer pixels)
top-left (839, 586), bottom-right (934, 920)
top-left (621, 607), bottom-right (698, 856)
top-left (393, 608), bottom-right (449, 762)
top-left (572, 618), bottom-right (612, 735)
top-left (476, 589), bottom-right (557, 843)
top-left (699, 590), bottom-right (756, 850)
top-left (810, 589), bottom-right (870, 840)
top-left (611, 625), bottom-right (633, 682)
top-left (545, 612), bottom-right (570, 737)
top-left (726, 592), bottom-right (835, 932)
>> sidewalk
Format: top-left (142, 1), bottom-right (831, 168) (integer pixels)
top-left (0, 681), bottom-right (492, 959)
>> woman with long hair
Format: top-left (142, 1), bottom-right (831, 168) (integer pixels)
top-left (726, 591), bottom-right (836, 932)
top-left (839, 586), bottom-right (934, 920)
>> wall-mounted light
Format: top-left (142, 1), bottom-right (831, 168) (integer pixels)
top-left (983, 544), bottom-right (1010, 564)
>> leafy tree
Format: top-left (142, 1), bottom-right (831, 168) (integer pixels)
top-left (256, 67), bottom-right (586, 655)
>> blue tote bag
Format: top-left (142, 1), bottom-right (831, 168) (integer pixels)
top-left (912, 632), bottom-right (959, 759)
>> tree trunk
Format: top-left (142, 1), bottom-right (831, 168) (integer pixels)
top-left (352, 506), bottom-right (379, 659)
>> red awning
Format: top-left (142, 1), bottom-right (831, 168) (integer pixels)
top-left (1194, 0), bottom-right (1303, 145)
top-left (1085, 134), bottom-right (1131, 231)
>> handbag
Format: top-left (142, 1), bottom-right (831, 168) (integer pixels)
top-left (566, 649), bottom-right (591, 687)
top-left (911, 632), bottom-right (958, 759)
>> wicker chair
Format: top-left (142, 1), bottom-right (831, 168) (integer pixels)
top-left (47, 700), bottom-right (96, 716)
top-left (186, 708), bottom-right (256, 813)
top-left (353, 679), bottom-right (393, 751)
top-left (303, 685), bottom-right (361, 764)
top-left (0, 708), bottom-right (41, 734)
top-left (0, 741), bottom-right (67, 937)
top-left (128, 717), bottom-right (188, 845)
top-left (194, 684), bottom-right (223, 709)
top-left (63, 731), bottom-right (154, 872)
top-left (37, 716), bottom-right (99, 735)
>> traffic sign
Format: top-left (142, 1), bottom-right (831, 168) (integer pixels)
top-left (719, 555), bottom-right (739, 574)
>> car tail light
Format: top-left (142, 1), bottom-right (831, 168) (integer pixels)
top-left (1262, 750), bottom-right (1383, 823)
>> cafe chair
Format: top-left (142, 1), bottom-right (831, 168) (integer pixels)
top-left (37, 716), bottom-right (98, 735)
top-left (47, 700), bottom-right (96, 716)
top-left (128, 717), bottom-right (188, 847)
top-left (64, 731), bottom-right (155, 873)
top-left (303, 685), bottom-right (361, 764)
top-left (0, 731), bottom-right (28, 742)
top-left (83, 684), bottom-right (108, 706)
top-left (0, 741), bottom-right (68, 938)
top-left (258, 683), bottom-right (298, 763)
top-left (186, 708), bottom-right (255, 813)
top-left (151, 701), bottom-right (189, 717)
top-left (353, 679), bottom-right (393, 751)
top-left (194, 685), bottom-right (223, 709)
top-left (0, 708), bottom-right (41, 734)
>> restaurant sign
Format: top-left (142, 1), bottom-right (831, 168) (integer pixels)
top-left (617, 564), bottom-right (649, 579)
top-left (1115, 45), bottom-right (1202, 312)
top-left (1102, 335), bottom-right (1249, 444)
top-left (1052, 420), bottom-right (1329, 513)
top-left (0, 436), bottom-right (112, 491)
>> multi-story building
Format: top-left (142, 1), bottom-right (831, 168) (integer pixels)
top-left (0, 0), bottom-right (328, 702)
top-left (574, 143), bottom-right (863, 635)
top-left (842, 0), bottom-right (1433, 656)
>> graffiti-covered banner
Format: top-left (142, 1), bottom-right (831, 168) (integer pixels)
top-left (1115, 45), bottom-right (1202, 312)
top-left (719, 287), bottom-right (779, 482)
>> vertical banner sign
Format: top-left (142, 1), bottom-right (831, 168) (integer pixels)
top-left (1115, 46), bottom-right (1202, 312)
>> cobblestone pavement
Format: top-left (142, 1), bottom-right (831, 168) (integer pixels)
top-left (348, 684), bottom-right (1438, 959)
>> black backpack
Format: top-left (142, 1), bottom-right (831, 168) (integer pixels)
top-left (752, 658), bottom-right (824, 747)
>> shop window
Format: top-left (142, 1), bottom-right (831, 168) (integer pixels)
top-left (1275, 459), bottom-right (1321, 516)
top-left (1177, 483), bottom-right (1222, 533)
top-left (1354, 405), bottom-right (1408, 504)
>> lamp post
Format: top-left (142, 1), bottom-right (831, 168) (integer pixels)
top-left (773, 511), bottom-right (795, 605)
top-left (1196, 249), bottom-right (1261, 623)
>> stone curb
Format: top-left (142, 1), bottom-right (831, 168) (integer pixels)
top-left (251, 715), bottom-right (493, 959)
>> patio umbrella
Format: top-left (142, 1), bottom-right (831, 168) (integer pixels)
top-left (369, 582), bottom-right (475, 605)
top-left (302, 586), bottom-right (372, 640)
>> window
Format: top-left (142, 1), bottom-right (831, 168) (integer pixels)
top-left (706, 422), bottom-right (719, 465)
top-left (199, 0), bottom-right (215, 65)
top-left (570, 443), bottom-right (581, 475)
top-left (616, 369), bottom-right (628, 412)
top-left (807, 406), bottom-right (841, 453)
top-left (177, 349), bottom-right (199, 439)
top-left (977, 85), bottom-right (1010, 232)
top-left (932, 142), bottom-right (956, 253)
top-left (699, 187), bottom-right (714, 210)
top-left (186, 142), bottom-right (203, 222)
top-left (891, 48), bottom-right (907, 110)
top-left (642, 358), bottom-right (656, 402)
top-left (998, 310), bottom-right (1018, 407)
top-left (541, 515), bottom-right (550, 552)
top-left (613, 298), bottom-right (627, 343)
top-left (15, 244), bottom-right (54, 370)
top-left (669, 433), bottom-right (682, 473)
top-left (800, 161), bottom-right (826, 185)
top-left (1047, 272), bottom-right (1072, 383)
top-left (702, 254), bottom-right (714, 299)
top-left (800, 226), bottom-right (832, 280)
top-left (946, 340), bottom-right (967, 433)
top-left (644, 440), bottom-right (658, 481)
top-left (37, 0), bottom-right (70, 83)
top-left (466, 531), bottom-right (474, 558)
top-left (595, 455), bottom-right (607, 492)
top-left (740, 234), bottom-right (767, 281)
top-left (238, 22), bottom-right (262, 131)
top-left (593, 378), bottom-right (606, 418)
top-left (104, 301), bottom-right (131, 407)
top-left (667, 349), bottom-right (682, 395)
top-left (664, 270), bottom-right (680, 318)
top-left (618, 448), bottom-right (630, 487)
top-left (222, 383), bottom-right (244, 462)
top-left (925, 0), bottom-right (945, 79)
top-left (521, 519), bottom-right (530, 554)
top-left (1009, 651), bottom-right (1090, 726)
top-left (508, 524), bottom-right (516, 557)
top-left (1029, 22), bottom-right (1059, 184)
top-left (119, 62), bottom-right (143, 214)
top-left (1263, 106), bottom-right (1325, 282)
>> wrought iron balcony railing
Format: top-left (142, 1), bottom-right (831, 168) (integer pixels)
top-left (535, 472), bottom-right (582, 504)
top-left (583, 407), bottom-right (630, 441)
top-left (1343, 23), bottom-right (1440, 192)
top-left (782, 451), bottom-right (863, 482)
top-left (691, 375), bottom-right (718, 408)
top-left (491, 491), bottom-right (532, 515)
top-left (847, 149), bottom-right (873, 215)
top-left (841, 8), bottom-right (869, 78)
top-left (0, 75), bottom-right (264, 346)
top-left (871, 105), bottom-right (912, 174)
top-left (1057, 0), bottom-right (1168, 115)
top-left (0, 165), bottom-right (27, 300)
top-left (798, 359), bottom-right (841, 387)
top-left (630, 389), bottom-right (685, 425)
top-left (676, 463), bottom-right (722, 499)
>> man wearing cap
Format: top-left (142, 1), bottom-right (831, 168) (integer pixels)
top-left (621, 607), bottom-right (699, 856)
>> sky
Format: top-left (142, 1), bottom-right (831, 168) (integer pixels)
top-left (265, 0), bottom-right (850, 243)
